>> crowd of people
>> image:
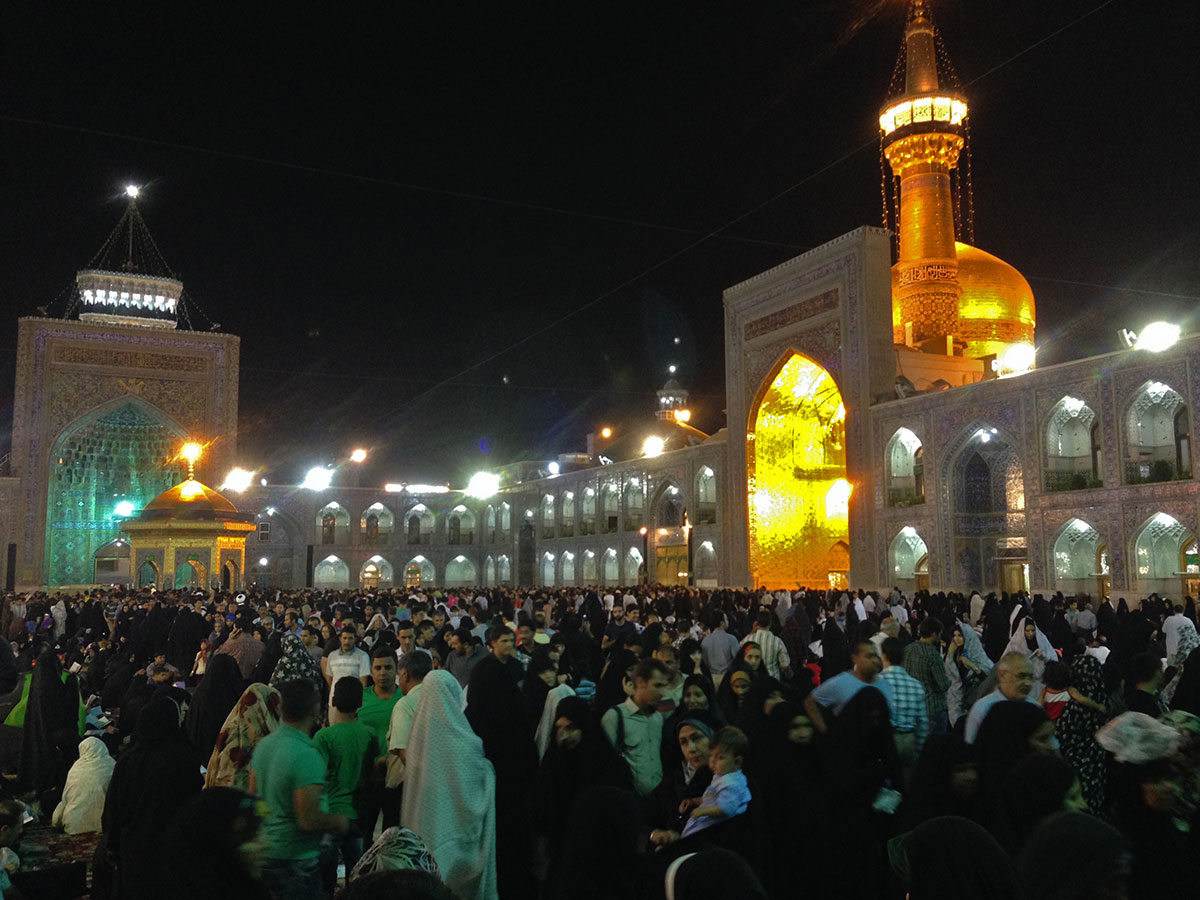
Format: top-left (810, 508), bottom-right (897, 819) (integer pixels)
top-left (2, 582), bottom-right (1199, 900)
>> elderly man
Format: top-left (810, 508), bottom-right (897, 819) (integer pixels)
top-left (964, 652), bottom-right (1037, 743)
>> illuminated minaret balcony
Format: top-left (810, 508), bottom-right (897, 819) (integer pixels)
top-left (881, 0), bottom-right (967, 351)
top-left (76, 185), bottom-right (183, 329)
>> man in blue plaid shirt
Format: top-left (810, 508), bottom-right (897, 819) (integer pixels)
top-left (879, 637), bottom-right (927, 788)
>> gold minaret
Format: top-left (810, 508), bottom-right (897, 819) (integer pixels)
top-left (881, 0), bottom-right (969, 351)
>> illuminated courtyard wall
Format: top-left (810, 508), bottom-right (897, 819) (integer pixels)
top-left (45, 402), bottom-right (185, 585)
top-left (748, 353), bottom-right (850, 589)
top-left (7, 317), bottom-right (239, 588)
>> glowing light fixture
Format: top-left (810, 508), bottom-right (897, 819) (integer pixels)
top-left (384, 483), bottom-right (404, 493)
top-left (114, 501), bottom-right (135, 517)
top-left (406, 484), bottom-right (450, 494)
top-left (124, 184), bottom-right (140, 198)
top-left (995, 343), bottom-right (1036, 376)
top-left (1127, 321), bottom-right (1181, 353)
top-left (350, 448), bottom-right (368, 463)
top-left (221, 467), bottom-right (254, 493)
top-left (258, 557), bottom-right (269, 567)
top-left (180, 481), bottom-right (205, 500)
top-left (301, 466), bottom-right (334, 491)
top-left (600, 427), bottom-right (613, 439)
top-left (879, 95), bottom-right (968, 135)
top-left (668, 364), bottom-right (677, 374)
top-left (179, 442), bottom-right (203, 480)
top-left (466, 471), bottom-right (501, 499)
top-left (548, 461), bottom-right (560, 475)
top-left (642, 436), bottom-right (666, 458)
top-left (673, 409), bottom-right (692, 423)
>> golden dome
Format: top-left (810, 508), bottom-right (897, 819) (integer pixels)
top-left (141, 479), bottom-right (242, 519)
top-left (954, 241), bottom-right (1036, 359)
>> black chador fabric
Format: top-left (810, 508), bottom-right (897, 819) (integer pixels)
top-left (182, 653), bottom-right (245, 759)
top-left (466, 654), bottom-right (538, 897)
top-left (17, 650), bottom-right (80, 796)
top-left (102, 694), bottom-right (203, 900)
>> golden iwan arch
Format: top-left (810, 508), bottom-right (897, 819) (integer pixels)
top-left (747, 352), bottom-right (850, 589)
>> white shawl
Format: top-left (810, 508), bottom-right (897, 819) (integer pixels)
top-left (51, 737), bottom-right (114, 834)
top-left (400, 670), bottom-right (498, 900)
top-left (1004, 616), bottom-right (1057, 695)
top-left (534, 683), bottom-right (576, 760)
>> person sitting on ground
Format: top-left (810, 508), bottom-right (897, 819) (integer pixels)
top-left (51, 735), bottom-right (114, 834)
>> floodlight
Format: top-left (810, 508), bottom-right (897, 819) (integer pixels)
top-left (350, 448), bottom-right (368, 463)
top-left (125, 184), bottom-right (140, 198)
top-left (642, 436), bottom-right (665, 458)
top-left (221, 467), bottom-right (254, 493)
top-left (466, 472), bottom-right (501, 499)
top-left (114, 501), bottom-right (135, 517)
top-left (998, 343), bottom-right (1036, 375)
top-left (301, 466), bottom-right (334, 491)
top-left (1134, 321), bottom-right (1180, 353)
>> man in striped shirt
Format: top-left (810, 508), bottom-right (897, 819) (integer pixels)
top-left (740, 610), bottom-right (791, 680)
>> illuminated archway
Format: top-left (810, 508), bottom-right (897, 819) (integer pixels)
top-left (45, 399), bottom-right (187, 585)
top-left (747, 352), bottom-right (849, 589)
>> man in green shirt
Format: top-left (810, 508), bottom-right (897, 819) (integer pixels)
top-left (250, 679), bottom-right (348, 900)
top-left (313, 677), bottom-right (381, 892)
top-left (357, 645), bottom-right (402, 833)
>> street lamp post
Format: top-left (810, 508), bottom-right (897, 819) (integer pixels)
top-left (684, 511), bottom-right (694, 587)
top-left (639, 526), bottom-right (649, 586)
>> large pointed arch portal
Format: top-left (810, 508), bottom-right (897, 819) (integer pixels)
top-left (747, 352), bottom-right (849, 589)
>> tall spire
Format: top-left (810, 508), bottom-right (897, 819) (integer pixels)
top-left (904, 0), bottom-right (940, 94)
top-left (879, 1), bottom-right (969, 352)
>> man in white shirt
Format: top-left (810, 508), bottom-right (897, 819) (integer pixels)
top-left (387, 650), bottom-right (433, 768)
top-left (1164, 604), bottom-right (1192, 663)
top-left (321, 627), bottom-right (371, 693)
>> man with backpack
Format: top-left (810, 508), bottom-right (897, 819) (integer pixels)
top-left (601, 658), bottom-right (669, 796)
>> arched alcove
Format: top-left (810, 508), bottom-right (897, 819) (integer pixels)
top-left (1125, 381), bottom-right (1190, 483)
top-left (1052, 518), bottom-right (1102, 597)
top-left (1045, 397), bottom-right (1101, 491)
top-left (747, 352), bottom-right (848, 589)
top-left (884, 427), bottom-right (924, 507)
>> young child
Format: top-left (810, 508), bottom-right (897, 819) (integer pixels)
top-left (679, 725), bottom-right (751, 838)
top-left (1039, 660), bottom-right (1107, 721)
top-left (313, 676), bottom-right (384, 891)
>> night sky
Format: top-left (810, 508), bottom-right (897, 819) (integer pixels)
top-left (2, 1), bottom-right (1197, 487)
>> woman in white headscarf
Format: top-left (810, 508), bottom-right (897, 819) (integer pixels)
top-left (401, 669), bottom-right (498, 900)
top-left (1005, 613), bottom-right (1057, 694)
top-left (52, 736), bottom-right (115, 834)
top-left (534, 682), bottom-right (576, 760)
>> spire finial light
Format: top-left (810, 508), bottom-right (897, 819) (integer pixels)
top-left (124, 184), bottom-right (140, 199)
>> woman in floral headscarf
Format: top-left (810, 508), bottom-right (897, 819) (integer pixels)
top-left (204, 683), bottom-right (281, 791)
top-left (1056, 655), bottom-right (1110, 814)
top-left (269, 633), bottom-right (323, 689)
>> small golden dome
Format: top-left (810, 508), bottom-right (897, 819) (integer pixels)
top-left (142, 479), bottom-right (241, 518)
top-left (954, 241), bottom-right (1036, 359)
